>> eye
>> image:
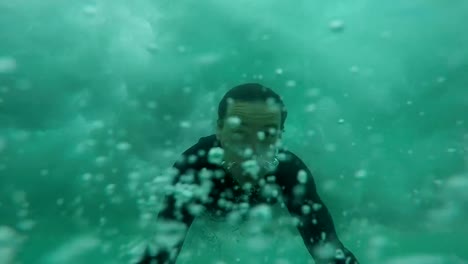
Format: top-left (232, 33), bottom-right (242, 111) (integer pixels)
top-left (267, 128), bottom-right (278, 136)
top-left (232, 130), bottom-right (246, 139)
top-left (265, 130), bottom-right (277, 138)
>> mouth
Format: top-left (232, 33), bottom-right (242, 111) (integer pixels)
top-left (222, 156), bottom-right (279, 178)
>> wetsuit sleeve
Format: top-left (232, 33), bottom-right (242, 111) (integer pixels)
top-left (283, 155), bottom-right (359, 264)
top-left (136, 154), bottom-right (198, 264)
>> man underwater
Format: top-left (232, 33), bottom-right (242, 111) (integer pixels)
top-left (137, 83), bottom-right (359, 264)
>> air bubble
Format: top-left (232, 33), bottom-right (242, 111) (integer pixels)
top-left (297, 170), bottom-right (308, 184)
top-left (105, 184), bottom-right (116, 195)
top-left (146, 101), bottom-right (157, 109)
top-left (249, 204), bottom-right (273, 222)
top-left (325, 144), bottom-right (336, 152)
top-left (329, 19), bottom-right (345, 32)
top-left (241, 160), bottom-right (261, 177)
top-left (95, 156), bottom-right (107, 166)
top-left (0, 57), bottom-right (17, 73)
top-left (188, 154), bottom-right (198, 164)
top-left (208, 147), bottom-right (224, 165)
top-left (177, 46), bottom-right (186, 53)
top-left (302, 205), bottom-right (311, 215)
top-left (293, 185), bottom-right (306, 198)
top-left (335, 249), bottom-right (345, 259)
top-left (286, 80), bottom-right (296, 87)
top-left (306, 88), bottom-right (320, 97)
top-left (226, 116), bottom-right (241, 128)
top-left (188, 204), bottom-right (205, 216)
top-left (257, 131), bottom-right (266, 141)
top-left (180, 121), bottom-right (191, 128)
top-left (116, 142), bottom-right (131, 151)
top-left (57, 198), bottom-right (65, 206)
top-left (82, 173), bottom-right (92, 181)
top-left (349, 66), bottom-right (360, 73)
top-left (242, 148), bottom-right (254, 158)
top-left (17, 219), bottom-right (35, 231)
top-left (305, 104), bottom-right (317, 112)
top-left (447, 148), bottom-right (456, 153)
top-left (313, 203), bottom-right (323, 211)
top-left (82, 5), bottom-right (98, 15)
top-left (355, 169), bottom-right (367, 179)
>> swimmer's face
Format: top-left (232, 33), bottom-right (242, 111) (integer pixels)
top-left (216, 100), bottom-right (282, 167)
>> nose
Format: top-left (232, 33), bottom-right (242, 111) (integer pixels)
top-left (235, 133), bottom-right (274, 158)
top-left (247, 142), bottom-right (272, 157)
top-left (236, 141), bottom-right (260, 158)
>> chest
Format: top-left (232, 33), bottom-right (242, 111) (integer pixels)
top-left (176, 199), bottom-right (313, 264)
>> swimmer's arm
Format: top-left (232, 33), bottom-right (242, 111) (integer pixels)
top-left (299, 183), bottom-right (359, 264)
top-left (136, 155), bottom-right (198, 264)
top-left (283, 156), bottom-right (359, 264)
top-left (136, 192), bottom-right (195, 264)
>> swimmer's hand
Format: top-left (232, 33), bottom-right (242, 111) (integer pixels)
top-left (136, 247), bottom-right (170, 264)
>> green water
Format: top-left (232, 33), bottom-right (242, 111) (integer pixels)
top-left (0, 0), bottom-right (467, 263)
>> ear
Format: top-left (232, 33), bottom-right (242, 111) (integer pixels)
top-left (215, 119), bottom-right (223, 141)
top-left (278, 128), bottom-right (284, 140)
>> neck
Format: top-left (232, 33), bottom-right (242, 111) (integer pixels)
top-left (223, 161), bottom-right (255, 186)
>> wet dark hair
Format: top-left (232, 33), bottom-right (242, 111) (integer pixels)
top-left (217, 83), bottom-right (288, 131)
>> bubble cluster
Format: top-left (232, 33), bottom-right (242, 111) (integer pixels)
top-left (241, 160), bottom-right (261, 178)
top-left (0, 226), bottom-right (22, 263)
top-left (249, 204), bottom-right (273, 222)
top-left (154, 220), bottom-right (188, 249)
top-left (42, 235), bottom-right (100, 263)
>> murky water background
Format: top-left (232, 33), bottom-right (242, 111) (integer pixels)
top-left (1, 0), bottom-right (467, 263)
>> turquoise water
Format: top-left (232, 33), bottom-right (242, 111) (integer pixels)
top-left (0, 0), bottom-right (467, 263)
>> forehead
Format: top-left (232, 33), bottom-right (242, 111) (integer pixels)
top-left (225, 101), bottom-right (281, 128)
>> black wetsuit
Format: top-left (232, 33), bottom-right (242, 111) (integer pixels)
top-left (137, 134), bottom-right (359, 264)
